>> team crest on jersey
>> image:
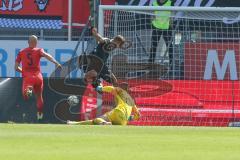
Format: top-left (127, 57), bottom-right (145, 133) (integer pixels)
top-left (34, 0), bottom-right (49, 12)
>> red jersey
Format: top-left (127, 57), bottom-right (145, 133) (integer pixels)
top-left (16, 47), bottom-right (44, 77)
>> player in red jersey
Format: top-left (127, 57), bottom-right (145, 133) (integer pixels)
top-left (15, 35), bottom-right (62, 122)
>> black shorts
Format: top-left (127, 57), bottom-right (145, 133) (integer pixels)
top-left (99, 65), bottom-right (113, 84)
top-left (78, 54), bottom-right (113, 84)
top-left (78, 54), bottom-right (103, 73)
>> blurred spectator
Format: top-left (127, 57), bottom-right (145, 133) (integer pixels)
top-left (149, 0), bottom-right (173, 65)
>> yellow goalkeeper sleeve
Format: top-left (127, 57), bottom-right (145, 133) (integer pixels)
top-left (102, 86), bottom-right (115, 93)
top-left (96, 85), bottom-right (117, 94)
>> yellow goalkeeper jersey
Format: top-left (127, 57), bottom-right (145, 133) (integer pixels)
top-left (102, 86), bottom-right (136, 125)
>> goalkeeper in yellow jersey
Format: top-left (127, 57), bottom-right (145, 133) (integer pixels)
top-left (67, 83), bottom-right (140, 125)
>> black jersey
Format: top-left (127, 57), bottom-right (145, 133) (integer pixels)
top-left (90, 39), bottom-right (111, 64)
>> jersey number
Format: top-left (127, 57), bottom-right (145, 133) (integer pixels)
top-left (27, 53), bottom-right (33, 66)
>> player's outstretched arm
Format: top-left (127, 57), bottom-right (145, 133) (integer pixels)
top-left (91, 27), bottom-right (108, 43)
top-left (96, 85), bottom-right (117, 95)
top-left (14, 62), bottom-right (22, 73)
top-left (42, 52), bottom-right (62, 69)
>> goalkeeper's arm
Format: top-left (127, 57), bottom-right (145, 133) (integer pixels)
top-left (96, 85), bottom-right (117, 95)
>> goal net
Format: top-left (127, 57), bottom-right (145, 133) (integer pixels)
top-left (97, 6), bottom-right (240, 126)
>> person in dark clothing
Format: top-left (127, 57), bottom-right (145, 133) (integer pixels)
top-left (80, 27), bottom-right (126, 87)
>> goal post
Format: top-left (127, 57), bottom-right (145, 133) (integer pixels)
top-left (98, 5), bottom-right (240, 126)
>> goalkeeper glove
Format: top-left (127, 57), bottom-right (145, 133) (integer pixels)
top-left (95, 85), bottom-right (103, 94)
top-left (91, 79), bottom-right (101, 88)
top-left (128, 113), bottom-right (141, 121)
top-left (133, 111), bottom-right (141, 121)
top-left (128, 115), bottom-right (134, 121)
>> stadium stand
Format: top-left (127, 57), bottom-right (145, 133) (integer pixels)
top-left (0, 18), bottom-right (62, 29)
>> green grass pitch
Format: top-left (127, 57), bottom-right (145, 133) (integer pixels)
top-left (0, 124), bottom-right (240, 160)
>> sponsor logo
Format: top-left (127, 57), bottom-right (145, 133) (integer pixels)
top-left (34, 0), bottom-right (49, 12)
top-left (204, 50), bottom-right (238, 80)
top-left (0, 0), bottom-right (23, 11)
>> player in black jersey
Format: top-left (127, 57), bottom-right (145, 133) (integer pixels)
top-left (81, 27), bottom-right (126, 87)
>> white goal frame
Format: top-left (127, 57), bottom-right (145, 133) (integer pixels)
top-left (96, 5), bottom-right (240, 126)
top-left (98, 5), bottom-right (240, 35)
